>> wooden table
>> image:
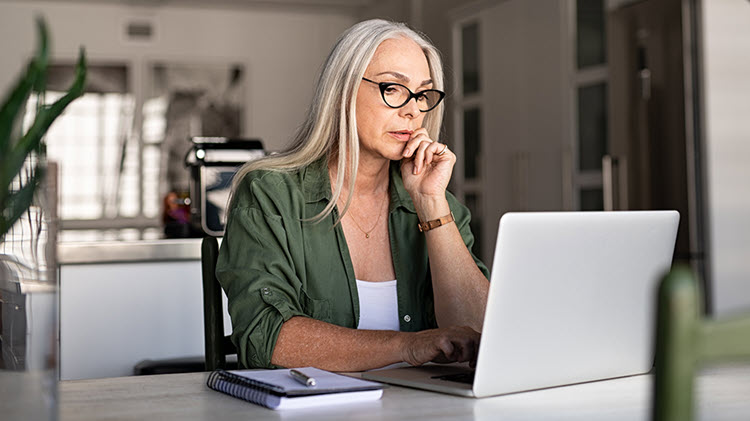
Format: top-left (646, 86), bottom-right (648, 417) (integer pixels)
top-left (59, 365), bottom-right (750, 420)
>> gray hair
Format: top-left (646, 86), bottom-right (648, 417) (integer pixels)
top-left (229, 19), bottom-right (444, 224)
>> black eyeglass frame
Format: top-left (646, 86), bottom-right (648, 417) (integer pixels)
top-left (361, 77), bottom-right (446, 112)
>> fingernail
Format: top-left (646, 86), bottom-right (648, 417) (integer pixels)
top-left (403, 148), bottom-right (410, 156)
top-left (413, 166), bottom-right (418, 175)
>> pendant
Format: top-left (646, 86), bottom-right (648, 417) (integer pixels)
top-left (365, 233), bottom-right (370, 238)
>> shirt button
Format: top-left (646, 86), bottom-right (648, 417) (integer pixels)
top-left (262, 287), bottom-right (271, 295)
top-left (403, 314), bottom-right (411, 323)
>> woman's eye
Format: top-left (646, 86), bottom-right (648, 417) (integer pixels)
top-left (416, 93), bottom-right (428, 102)
top-left (384, 86), bottom-right (399, 95)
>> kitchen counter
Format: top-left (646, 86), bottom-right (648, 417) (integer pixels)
top-left (57, 237), bottom-right (226, 379)
top-left (58, 238), bottom-right (205, 264)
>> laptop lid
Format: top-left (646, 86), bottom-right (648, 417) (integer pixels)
top-left (472, 210), bottom-right (679, 397)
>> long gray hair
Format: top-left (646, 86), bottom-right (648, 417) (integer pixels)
top-left (229, 19), bottom-right (444, 223)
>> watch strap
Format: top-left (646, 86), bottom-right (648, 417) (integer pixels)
top-left (418, 211), bottom-right (455, 233)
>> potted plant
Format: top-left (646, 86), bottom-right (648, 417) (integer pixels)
top-left (0, 16), bottom-right (86, 421)
top-left (1, 17), bottom-right (86, 238)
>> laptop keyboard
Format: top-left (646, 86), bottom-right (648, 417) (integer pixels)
top-left (431, 371), bottom-right (475, 384)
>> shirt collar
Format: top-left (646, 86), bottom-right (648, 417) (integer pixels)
top-left (301, 157), bottom-right (416, 214)
top-left (302, 156), bottom-right (331, 203)
top-left (388, 160), bottom-right (416, 213)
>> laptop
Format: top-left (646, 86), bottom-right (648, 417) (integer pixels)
top-left (362, 210), bottom-right (680, 398)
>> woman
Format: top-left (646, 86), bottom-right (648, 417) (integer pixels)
top-left (217, 19), bottom-right (490, 371)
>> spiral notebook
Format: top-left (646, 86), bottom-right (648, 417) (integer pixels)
top-left (206, 367), bottom-right (384, 410)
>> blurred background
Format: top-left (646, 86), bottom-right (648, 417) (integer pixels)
top-left (0, 0), bottom-right (747, 380)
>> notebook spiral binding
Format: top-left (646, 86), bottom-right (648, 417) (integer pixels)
top-left (207, 370), bottom-right (282, 407)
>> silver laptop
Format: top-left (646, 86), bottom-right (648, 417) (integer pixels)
top-left (362, 211), bottom-right (679, 398)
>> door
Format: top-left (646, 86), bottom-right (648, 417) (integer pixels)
top-left (608, 0), bottom-right (708, 303)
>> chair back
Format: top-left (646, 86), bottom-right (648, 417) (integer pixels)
top-left (653, 265), bottom-right (750, 420)
top-left (201, 236), bottom-right (237, 371)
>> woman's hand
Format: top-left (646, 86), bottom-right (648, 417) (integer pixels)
top-left (400, 326), bottom-right (480, 367)
top-left (400, 128), bottom-right (455, 201)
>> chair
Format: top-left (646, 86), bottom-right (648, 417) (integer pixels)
top-left (652, 265), bottom-right (750, 421)
top-left (201, 236), bottom-right (237, 371)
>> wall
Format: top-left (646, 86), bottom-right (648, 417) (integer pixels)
top-left (702, 0), bottom-right (750, 315)
top-left (0, 0), bottom-right (356, 152)
top-left (450, 0), bottom-right (571, 261)
top-left (359, 0), bottom-right (478, 149)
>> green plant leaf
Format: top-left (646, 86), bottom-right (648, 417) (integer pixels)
top-left (0, 165), bottom-right (44, 236)
top-left (32, 16), bottom-right (49, 95)
top-left (0, 18), bottom-right (47, 158)
top-left (0, 48), bottom-right (86, 198)
top-left (1, 17), bottom-right (86, 240)
top-left (0, 62), bottom-right (39, 157)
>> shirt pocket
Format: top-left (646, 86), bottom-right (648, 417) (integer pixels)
top-left (300, 291), bottom-right (331, 322)
top-left (258, 286), bottom-right (330, 322)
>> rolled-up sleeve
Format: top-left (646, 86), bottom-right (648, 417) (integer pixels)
top-left (216, 175), bottom-right (307, 369)
top-left (448, 193), bottom-right (490, 280)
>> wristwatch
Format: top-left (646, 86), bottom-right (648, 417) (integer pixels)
top-left (418, 212), bottom-right (455, 233)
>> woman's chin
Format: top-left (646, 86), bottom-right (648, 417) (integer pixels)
top-left (361, 147), bottom-right (405, 163)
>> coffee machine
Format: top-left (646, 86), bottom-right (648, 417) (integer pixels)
top-left (183, 137), bottom-right (264, 237)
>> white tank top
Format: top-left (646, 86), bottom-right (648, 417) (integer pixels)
top-left (355, 279), bottom-right (400, 331)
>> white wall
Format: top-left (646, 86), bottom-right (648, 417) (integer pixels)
top-left (702, 0), bottom-right (750, 315)
top-left (0, 1), bottom-right (355, 152)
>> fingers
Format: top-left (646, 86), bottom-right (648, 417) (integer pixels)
top-left (437, 336), bottom-right (456, 361)
top-left (402, 132), bottom-right (451, 175)
top-left (449, 328), bottom-right (479, 364)
top-left (401, 327), bottom-right (480, 367)
top-left (469, 336), bottom-right (479, 368)
top-left (402, 128), bottom-right (430, 158)
top-left (412, 140), bottom-right (435, 175)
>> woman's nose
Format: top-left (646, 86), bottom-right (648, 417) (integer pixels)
top-left (398, 97), bottom-right (421, 119)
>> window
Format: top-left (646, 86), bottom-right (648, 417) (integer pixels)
top-left (461, 23), bottom-right (480, 95)
top-left (22, 64), bottom-right (163, 241)
top-left (572, 0), bottom-right (609, 211)
top-left (23, 62), bottom-right (244, 241)
top-left (577, 0), bottom-right (606, 69)
top-left (463, 108), bottom-right (481, 180)
top-left (577, 82), bottom-right (608, 172)
top-left (453, 18), bottom-right (485, 262)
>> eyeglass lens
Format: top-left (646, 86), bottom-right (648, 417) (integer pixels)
top-left (382, 84), bottom-right (443, 112)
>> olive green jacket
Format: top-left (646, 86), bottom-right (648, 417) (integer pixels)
top-left (217, 158), bottom-right (489, 368)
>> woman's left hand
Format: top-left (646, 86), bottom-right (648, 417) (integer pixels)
top-left (400, 128), bottom-right (455, 200)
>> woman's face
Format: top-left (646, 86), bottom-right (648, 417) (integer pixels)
top-left (356, 37), bottom-right (432, 163)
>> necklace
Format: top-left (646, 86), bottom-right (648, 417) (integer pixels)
top-left (347, 192), bottom-right (388, 239)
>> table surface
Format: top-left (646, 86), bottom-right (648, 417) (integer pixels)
top-left (59, 365), bottom-right (750, 421)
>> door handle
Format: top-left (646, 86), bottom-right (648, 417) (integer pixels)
top-left (603, 156), bottom-right (615, 211)
top-left (602, 155), bottom-right (628, 211)
top-left (639, 68), bottom-right (651, 100)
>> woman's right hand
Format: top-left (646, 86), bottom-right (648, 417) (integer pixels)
top-left (399, 326), bottom-right (480, 367)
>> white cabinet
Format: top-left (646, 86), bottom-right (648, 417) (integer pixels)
top-left (451, 0), bottom-right (573, 264)
top-left (60, 261), bottom-right (203, 380)
top-left (58, 240), bottom-right (232, 380)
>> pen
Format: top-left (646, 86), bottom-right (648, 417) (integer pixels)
top-left (289, 369), bottom-right (317, 387)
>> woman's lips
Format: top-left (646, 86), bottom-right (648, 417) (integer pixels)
top-left (389, 131), bottom-right (412, 142)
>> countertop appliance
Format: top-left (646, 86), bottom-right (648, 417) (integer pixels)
top-left (184, 137), bottom-right (264, 237)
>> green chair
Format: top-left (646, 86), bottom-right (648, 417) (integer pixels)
top-left (201, 236), bottom-right (237, 371)
top-left (652, 265), bottom-right (750, 420)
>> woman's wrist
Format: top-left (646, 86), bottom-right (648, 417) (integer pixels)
top-left (395, 331), bottom-right (416, 366)
top-left (413, 195), bottom-right (450, 222)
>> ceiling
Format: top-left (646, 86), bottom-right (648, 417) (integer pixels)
top-left (21, 0), bottom-right (376, 9)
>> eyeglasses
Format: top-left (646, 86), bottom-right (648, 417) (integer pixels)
top-left (362, 77), bottom-right (445, 112)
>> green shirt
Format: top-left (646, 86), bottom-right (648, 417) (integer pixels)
top-left (217, 158), bottom-right (489, 368)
